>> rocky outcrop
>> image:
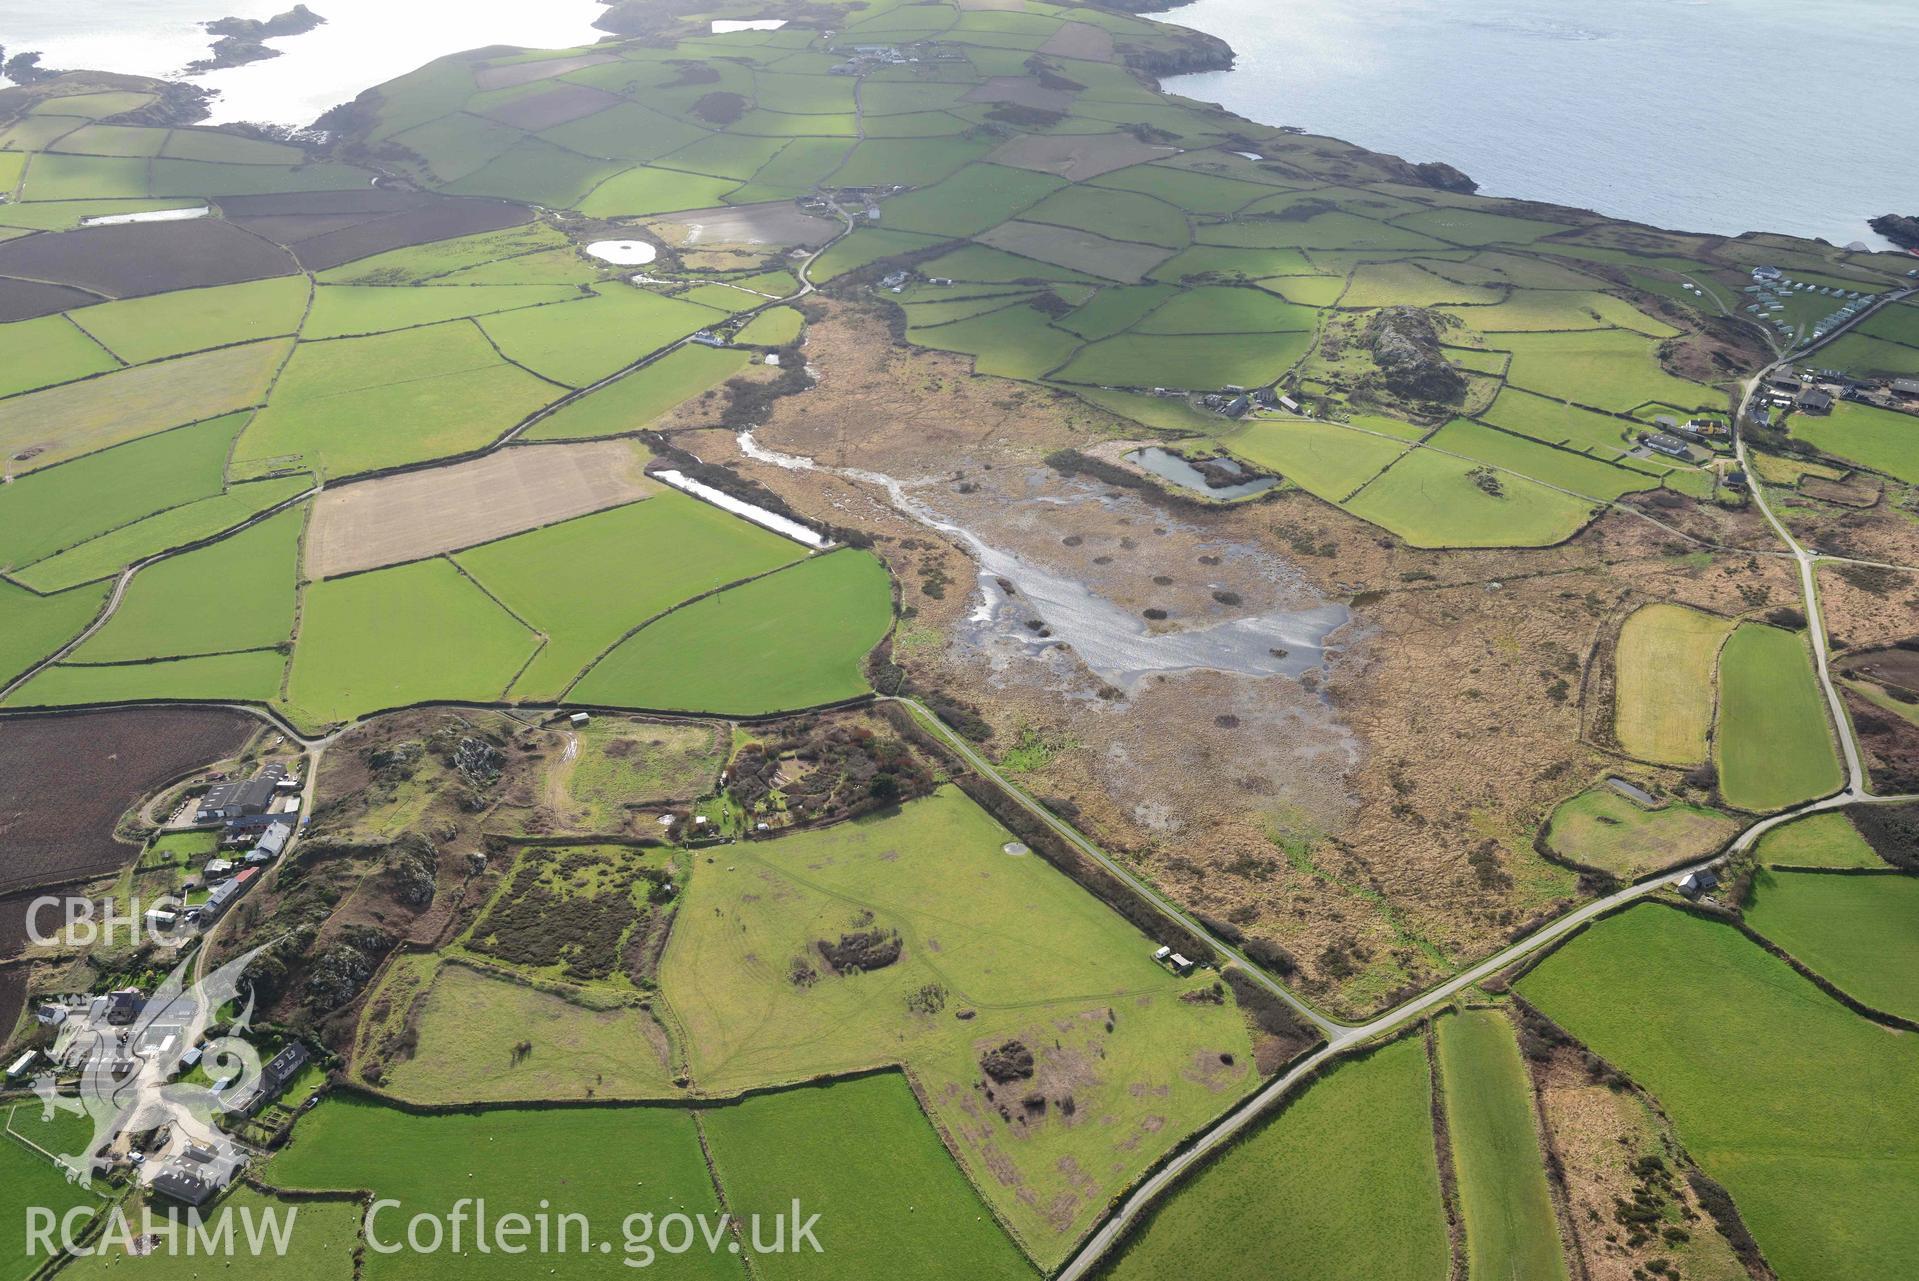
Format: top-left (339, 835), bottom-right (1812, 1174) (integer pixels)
top-left (1870, 214), bottom-right (1919, 252)
top-left (188, 6), bottom-right (326, 73)
top-left (1366, 307), bottom-right (1466, 403)
top-left (1413, 160), bottom-right (1478, 194)
top-left (1118, 31), bottom-right (1234, 78)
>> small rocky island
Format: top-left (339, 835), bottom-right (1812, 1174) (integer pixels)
top-left (1870, 214), bottom-right (1919, 252)
top-left (188, 5), bottom-right (326, 73)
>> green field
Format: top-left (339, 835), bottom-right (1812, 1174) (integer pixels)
top-left (1102, 1035), bottom-right (1449, 1281)
top-left (370, 956), bottom-right (678, 1103)
top-left (0, 313), bottom-right (120, 397)
top-left (1221, 419), bottom-right (1410, 502)
top-left (1787, 400), bottom-right (1919, 485)
top-left (1435, 1010), bottom-right (1569, 1281)
top-left (569, 549), bottom-right (891, 714)
top-left (267, 1096), bottom-right (737, 1281)
top-left (0, 1131), bottom-right (101, 1281)
top-left (301, 283), bottom-right (582, 340)
top-left (521, 346), bottom-right (751, 440)
top-left (1744, 870), bottom-right (1919, 1020)
top-left (700, 1074), bottom-right (1037, 1281)
top-left (1714, 624), bottom-right (1843, 811)
top-left (1055, 331), bottom-right (1312, 391)
top-left (1500, 329), bottom-right (1717, 412)
top-left (455, 491), bottom-right (806, 699)
top-left (69, 505), bottom-right (302, 662)
top-left (556, 716), bottom-right (725, 820)
top-left (234, 322), bottom-right (558, 478)
top-left (13, 474), bottom-right (311, 593)
top-left (71, 276), bottom-right (310, 364)
top-left (59, 1187), bottom-right (357, 1281)
top-left (1343, 447), bottom-right (1601, 548)
top-left (284, 558), bottom-right (538, 727)
top-left (7, 648), bottom-right (289, 708)
top-left (661, 785), bottom-right (1258, 1265)
top-left (1427, 418), bottom-right (1662, 501)
top-left (1614, 603), bottom-right (1735, 766)
top-left (1754, 812), bottom-right (1887, 868)
top-left (735, 306), bottom-right (803, 346)
top-left (478, 286), bottom-right (727, 388)
top-left (1544, 786), bottom-right (1736, 879)
top-left (1519, 903), bottom-right (1919, 1281)
top-left (1818, 332), bottom-right (1919, 380)
top-left (0, 413), bottom-right (244, 572)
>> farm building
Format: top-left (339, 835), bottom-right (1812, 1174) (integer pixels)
top-left (151, 1143), bottom-right (245, 1207)
top-left (1646, 434), bottom-right (1692, 459)
top-left (230, 1042), bottom-right (311, 1117)
top-left (1796, 388), bottom-right (1834, 413)
top-left (195, 765), bottom-right (286, 823)
top-left (1892, 378), bottom-right (1919, 400)
top-left (1677, 868), bottom-right (1721, 898)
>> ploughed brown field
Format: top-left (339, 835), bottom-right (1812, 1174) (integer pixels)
top-left (0, 219), bottom-right (297, 303)
top-left (0, 707), bottom-right (256, 895)
top-left (225, 189), bottom-right (533, 272)
top-left (302, 439), bottom-right (658, 578)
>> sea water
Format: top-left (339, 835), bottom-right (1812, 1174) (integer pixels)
top-left (0, 0), bottom-right (606, 126)
top-left (1163, 0), bottom-right (1919, 248)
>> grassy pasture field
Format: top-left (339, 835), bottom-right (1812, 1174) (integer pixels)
top-left (7, 648), bottom-right (288, 708)
top-left (1221, 418), bottom-right (1409, 502)
top-left (266, 1096), bottom-right (739, 1281)
top-left (0, 579), bottom-right (107, 684)
top-left (1499, 329), bottom-right (1717, 412)
top-left (701, 1074), bottom-right (1038, 1281)
top-left (909, 302), bottom-right (1081, 380)
top-left (0, 411), bottom-right (241, 571)
top-left (1444, 289), bottom-right (1676, 336)
top-left (284, 557), bottom-right (538, 727)
top-left (301, 282), bottom-right (581, 339)
top-left (1101, 1034), bottom-right (1448, 1281)
top-left (314, 221), bottom-right (576, 285)
top-left (368, 956), bottom-right (678, 1103)
top-left (1130, 284), bottom-right (1317, 335)
top-left (1056, 331), bottom-right (1313, 390)
top-left (550, 716), bottom-right (725, 823)
top-left (1426, 418), bottom-right (1662, 500)
top-left (69, 275), bottom-right (309, 363)
top-left (1787, 400), bottom-right (1919, 485)
top-left (1744, 869), bottom-right (1919, 1020)
top-left (233, 322), bottom-right (558, 478)
top-left (1614, 603), bottom-right (1735, 765)
top-left (1714, 624), bottom-right (1843, 811)
top-left (0, 338), bottom-right (290, 474)
top-left (13, 473), bottom-right (311, 593)
top-left (1544, 786), bottom-right (1736, 879)
top-left (735, 305), bottom-right (802, 345)
top-left (0, 1132), bottom-right (100, 1281)
top-left (57, 1187), bottom-right (356, 1281)
top-left (1754, 811), bottom-right (1887, 868)
top-left (456, 491), bottom-right (807, 699)
top-left (521, 345), bottom-right (750, 440)
top-left (0, 313), bottom-right (119, 396)
top-left (1519, 904), bottom-right (1919, 1281)
top-left (880, 163), bottom-right (1063, 238)
top-left (1481, 387), bottom-right (1642, 455)
top-left (1435, 1010), bottom-right (1570, 1281)
top-left (662, 785), bottom-right (1260, 1266)
top-left (1818, 332), bottom-right (1919, 379)
top-left (568, 549), bottom-right (890, 714)
top-left (1343, 447), bottom-right (1601, 547)
top-left (69, 504), bottom-right (302, 662)
top-left (478, 285), bottom-right (728, 387)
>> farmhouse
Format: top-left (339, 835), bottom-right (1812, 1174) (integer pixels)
top-left (229, 1042), bottom-right (311, 1117)
top-left (1677, 868), bottom-right (1721, 899)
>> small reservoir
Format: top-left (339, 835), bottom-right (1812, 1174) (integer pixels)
top-left (1125, 447), bottom-right (1278, 500)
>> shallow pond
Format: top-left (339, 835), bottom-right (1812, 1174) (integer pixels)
top-left (1125, 447), bottom-right (1278, 501)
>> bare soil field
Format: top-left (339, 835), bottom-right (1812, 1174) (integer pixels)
top-left (474, 52), bottom-right (619, 91)
top-left (0, 708), bottom-right (255, 895)
top-left (481, 84), bottom-right (623, 132)
top-left (231, 194), bottom-right (533, 272)
top-left (962, 76), bottom-right (1078, 112)
top-left (0, 277), bottom-right (102, 323)
top-left (987, 131), bottom-right (1176, 180)
top-left (303, 439), bottom-right (658, 578)
top-left (0, 219), bottom-right (296, 299)
top-left (0, 339), bottom-right (290, 474)
top-left (650, 202), bottom-right (838, 248)
top-left (1818, 563), bottom-right (1919, 652)
top-left (1036, 21), bottom-right (1117, 61)
top-left (0, 965), bottom-right (24, 1047)
top-left (978, 220), bottom-right (1174, 282)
